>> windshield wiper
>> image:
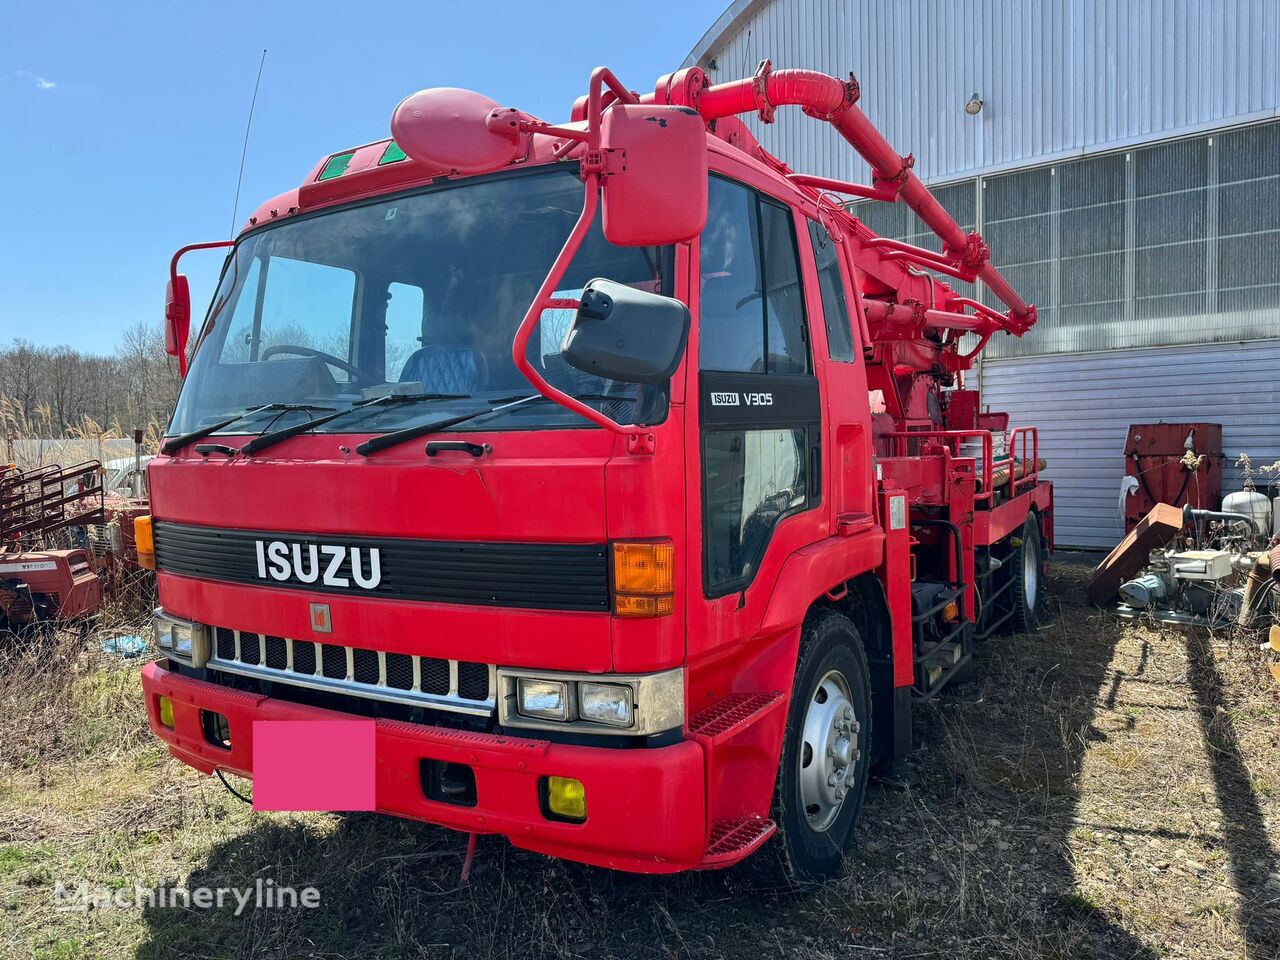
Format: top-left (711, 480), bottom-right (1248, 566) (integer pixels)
top-left (161, 403), bottom-right (334, 455)
top-left (355, 394), bottom-right (544, 456)
top-left (354, 392), bottom-right (624, 457)
top-left (241, 393), bottom-right (468, 456)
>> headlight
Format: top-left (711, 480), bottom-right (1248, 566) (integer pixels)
top-left (578, 682), bottom-right (633, 727)
top-left (151, 609), bottom-right (209, 667)
top-left (516, 678), bottom-right (571, 721)
top-left (498, 668), bottom-right (682, 736)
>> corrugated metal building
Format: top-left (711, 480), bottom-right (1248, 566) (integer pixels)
top-left (686, 0), bottom-right (1280, 547)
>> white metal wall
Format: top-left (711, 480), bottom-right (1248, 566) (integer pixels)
top-left (685, 0), bottom-right (1280, 184)
top-left (981, 340), bottom-right (1280, 548)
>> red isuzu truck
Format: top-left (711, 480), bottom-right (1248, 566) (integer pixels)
top-left (139, 62), bottom-right (1050, 882)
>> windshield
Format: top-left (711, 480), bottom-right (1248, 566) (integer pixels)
top-left (168, 165), bottom-right (674, 437)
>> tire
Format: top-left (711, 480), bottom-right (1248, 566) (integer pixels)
top-left (760, 608), bottom-right (872, 887)
top-left (1010, 514), bottom-right (1045, 633)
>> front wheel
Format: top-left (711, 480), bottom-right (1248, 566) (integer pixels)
top-left (763, 608), bottom-right (872, 886)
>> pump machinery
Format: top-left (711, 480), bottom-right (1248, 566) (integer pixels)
top-left (141, 61), bottom-right (1054, 882)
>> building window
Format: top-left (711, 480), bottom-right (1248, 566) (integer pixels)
top-left (849, 118), bottom-right (1280, 357)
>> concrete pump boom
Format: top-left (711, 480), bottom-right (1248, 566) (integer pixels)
top-left (629, 61), bottom-right (1038, 365)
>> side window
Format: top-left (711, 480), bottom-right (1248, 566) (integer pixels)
top-left (808, 220), bottom-right (857, 362)
top-left (759, 200), bottom-right (809, 374)
top-left (384, 282), bottom-right (424, 382)
top-left (699, 177), bottom-right (820, 596)
top-left (699, 179), bottom-right (811, 375)
top-left (699, 178), bottom-right (766, 372)
top-left (703, 429), bottom-right (810, 591)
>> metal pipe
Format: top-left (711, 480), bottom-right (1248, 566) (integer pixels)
top-left (1183, 506), bottom-right (1263, 538)
top-left (693, 63), bottom-right (1036, 332)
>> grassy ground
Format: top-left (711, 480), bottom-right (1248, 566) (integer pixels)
top-left (1, 564), bottom-right (1278, 959)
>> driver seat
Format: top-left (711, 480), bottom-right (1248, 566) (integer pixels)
top-left (399, 344), bottom-right (488, 395)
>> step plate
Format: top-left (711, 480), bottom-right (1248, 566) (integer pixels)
top-left (699, 816), bottom-right (777, 869)
top-left (688, 692), bottom-right (784, 744)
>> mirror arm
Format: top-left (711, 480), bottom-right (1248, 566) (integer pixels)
top-left (170, 240), bottom-right (236, 280)
top-left (510, 173), bottom-right (638, 437)
top-left (169, 240), bottom-right (235, 376)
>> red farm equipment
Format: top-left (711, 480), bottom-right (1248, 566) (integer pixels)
top-left (139, 60), bottom-right (1049, 882)
top-left (1, 461), bottom-right (104, 635)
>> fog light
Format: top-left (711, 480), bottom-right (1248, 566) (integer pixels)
top-left (579, 682), bottom-right (633, 727)
top-left (158, 695), bottom-right (175, 729)
top-left (517, 678), bottom-right (570, 721)
top-left (543, 776), bottom-right (586, 821)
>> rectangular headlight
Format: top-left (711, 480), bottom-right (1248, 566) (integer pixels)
top-left (151, 610), bottom-right (209, 667)
top-left (578, 682), bottom-right (633, 727)
top-left (498, 668), bottom-right (683, 736)
top-left (516, 678), bottom-right (570, 721)
top-left (153, 618), bottom-right (174, 649)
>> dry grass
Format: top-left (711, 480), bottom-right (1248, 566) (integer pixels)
top-left (1, 397), bottom-right (164, 473)
top-left (0, 564), bottom-right (1277, 959)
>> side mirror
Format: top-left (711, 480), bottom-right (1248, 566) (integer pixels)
top-left (562, 278), bottom-right (690, 384)
top-left (164, 275), bottom-right (191, 374)
top-left (600, 104), bottom-right (708, 247)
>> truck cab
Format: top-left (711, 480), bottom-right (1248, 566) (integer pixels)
top-left (141, 66), bottom-right (1049, 881)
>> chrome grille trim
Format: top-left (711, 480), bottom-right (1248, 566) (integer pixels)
top-left (207, 628), bottom-right (495, 717)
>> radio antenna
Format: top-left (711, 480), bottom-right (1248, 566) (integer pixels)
top-left (229, 48), bottom-right (268, 238)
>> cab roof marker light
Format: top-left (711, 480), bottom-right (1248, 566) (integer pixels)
top-left (378, 141), bottom-right (408, 165)
top-left (317, 151), bottom-right (356, 181)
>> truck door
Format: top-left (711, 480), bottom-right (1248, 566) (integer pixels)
top-left (805, 217), bottom-right (876, 527)
top-left (687, 176), bottom-right (828, 658)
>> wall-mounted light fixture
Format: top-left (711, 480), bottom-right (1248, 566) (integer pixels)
top-left (964, 93), bottom-right (984, 115)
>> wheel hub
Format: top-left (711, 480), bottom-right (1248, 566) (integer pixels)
top-left (798, 670), bottom-right (861, 832)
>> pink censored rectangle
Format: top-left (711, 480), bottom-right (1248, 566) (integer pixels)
top-left (252, 720), bottom-right (376, 812)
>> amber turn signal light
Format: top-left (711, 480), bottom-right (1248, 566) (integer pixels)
top-left (612, 540), bottom-right (674, 617)
top-left (134, 515), bottom-right (156, 570)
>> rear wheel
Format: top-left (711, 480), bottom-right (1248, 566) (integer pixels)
top-left (1010, 514), bottom-right (1045, 633)
top-left (762, 608), bottom-right (872, 886)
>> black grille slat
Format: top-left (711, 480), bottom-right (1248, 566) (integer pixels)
top-left (457, 662), bottom-right (490, 702)
top-left (216, 627), bottom-right (235, 660)
top-left (420, 658), bottom-right (451, 695)
top-left (265, 635), bottom-right (287, 670)
top-left (321, 644), bottom-right (347, 679)
top-left (293, 641), bottom-right (317, 675)
top-left (352, 648), bottom-right (380, 685)
top-left (241, 633), bottom-right (261, 666)
top-left (152, 521), bottom-right (609, 611)
top-left (385, 653), bottom-right (414, 690)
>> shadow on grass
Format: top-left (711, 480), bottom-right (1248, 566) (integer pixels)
top-left (1183, 632), bottom-right (1280, 960)
top-left (135, 812), bottom-right (759, 960)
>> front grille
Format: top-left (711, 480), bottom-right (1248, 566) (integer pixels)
top-left (206, 626), bottom-right (496, 716)
top-left (153, 521), bottom-right (610, 612)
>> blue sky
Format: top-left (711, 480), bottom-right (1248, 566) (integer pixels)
top-left (0, 1), bottom-right (720, 353)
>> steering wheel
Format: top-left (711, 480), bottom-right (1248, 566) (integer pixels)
top-left (260, 344), bottom-right (379, 387)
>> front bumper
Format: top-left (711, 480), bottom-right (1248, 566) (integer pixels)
top-left (141, 661), bottom-right (707, 872)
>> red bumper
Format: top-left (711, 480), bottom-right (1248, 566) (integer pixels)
top-left (141, 662), bottom-right (707, 872)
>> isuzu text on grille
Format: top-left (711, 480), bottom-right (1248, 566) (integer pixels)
top-left (254, 540), bottom-right (382, 589)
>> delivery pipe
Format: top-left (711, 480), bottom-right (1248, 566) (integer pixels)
top-left (691, 63), bottom-right (1036, 333)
